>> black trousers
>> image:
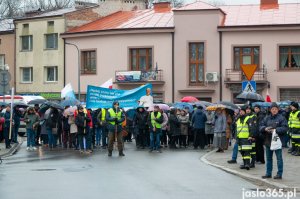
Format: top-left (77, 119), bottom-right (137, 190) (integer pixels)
top-left (161, 130), bottom-right (168, 145)
top-left (169, 135), bottom-right (179, 148)
top-left (179, 135), bottom-right (187, 147)
top-left (4, 127), bottom-right (11, 147)
top-left (256, 137), bottom-right (265, 163)
top-left (137, 129), bottom-right (147, 147)
top-left (206, 134), bottom-right (214, 145)
top-left (194, 128), bottom-right (206, 149)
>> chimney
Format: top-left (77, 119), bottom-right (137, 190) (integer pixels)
top-left (153, 1), bottom-right (172, 13)
top-left (260, 0), bottom-right (279, 9)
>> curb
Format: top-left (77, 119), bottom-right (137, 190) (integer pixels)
top-left (201, 149), bottom-right (298, 192)
top-left (0, 141), bottom-right (23, 158)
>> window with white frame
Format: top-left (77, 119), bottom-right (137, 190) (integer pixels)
top-left (45, 66), bottom-right (58, 82)
top-left (21, 35), bottom-right (33, 51)
top-left (0, 55), bottom-right (4, 67)
top-left (45, 33), bottom-right (58, 49)
top-left (21, 67), bottom-right (33, 83)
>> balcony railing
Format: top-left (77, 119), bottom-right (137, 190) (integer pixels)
top-left (225, 67), bottom-right (268, 82)
top-left (115, 70), bottom-right (164, 83)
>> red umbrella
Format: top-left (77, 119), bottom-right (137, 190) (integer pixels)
top-left (180, 96), bottom-right (199, 103)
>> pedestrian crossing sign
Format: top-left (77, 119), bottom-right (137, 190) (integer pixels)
top-left (242, 81), bottom-right (256, 92)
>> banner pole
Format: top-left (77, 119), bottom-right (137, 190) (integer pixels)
top-left (9, 87), bottom-right (14, 140)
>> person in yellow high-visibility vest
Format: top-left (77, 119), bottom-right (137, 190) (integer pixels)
top-left (149, 105), bottom-right (163, 153)
top-left (245, 106), bottom-right (257, 168)
top-left (97, 108), bottom-right (108, 149)
top-left (236, 106), bottom-right (254, 170)
top-left (288, 102), bottom-right (300, 156)
top-left (106, 101), bottom-right (125, 157)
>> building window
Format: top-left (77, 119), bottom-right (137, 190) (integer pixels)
top-left (48, 21), bottom-right (54, 27)
top-left (234, 47), bottom-right (260, 70)
top-left (0, 55), bottom-right (4, 67)
top-left (45, 66), bottom-right (58, 82)
top-left (23, 24), bottom-right (29, 29)
top-left (189, 42), bottom-right (204, 84)
top-left (130, 48), bottom-right (152, 71)
top-left (81, 50), bottom-right (96, 74)
top-left (280, 88), bottom-right (300, 101)
top-left (21, 67), bottom-right (33, 83)
top-left (279, 46), bottom-right (300, 70)
top-left (21, 35), bottom-right (33, 51)
top-left (152, 91), bottom-right (164, 103)
top-left (45, 33), bottom-right (58, 49)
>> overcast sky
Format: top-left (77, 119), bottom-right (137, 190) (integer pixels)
top-left (199, 0), bottom-right (300, 4)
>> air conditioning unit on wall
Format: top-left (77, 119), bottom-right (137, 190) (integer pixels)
top-left (205, 72), bottom-right (218, 82)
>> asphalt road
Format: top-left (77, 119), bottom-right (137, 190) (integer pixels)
top-left (0, 143), bottom-right (296, 199)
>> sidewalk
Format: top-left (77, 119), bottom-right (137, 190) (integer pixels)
top-left (202, 142), bottom-right (300, 191)
top-left (0, 140), bottom-right (22, 158)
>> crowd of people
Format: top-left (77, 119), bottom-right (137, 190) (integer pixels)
top-left (0, 98), bottom-right (299, 178)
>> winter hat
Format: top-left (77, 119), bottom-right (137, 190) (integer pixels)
top-left (270, 102), bottom-right (279, 109)
top-left (291, 102), bottom-right (299, 110)
top-left (113, 101), bottom-right (119, 106)
top-left (253, 104), bottom-right (261, 109)
top-left (240, 105), bottom-right (247, 112)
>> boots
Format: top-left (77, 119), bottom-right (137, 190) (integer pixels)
top-left (244, 159), bottom-right (250, 170)
top-left (250, 157), bottom-right (256, 168)
top-left (240, 160), bottom-right (246, 169)
top-left (108, 150), bottom-right (112, 157)
top-left (119, 151), bottom-right (125, 157)
top-left (288, 145), bottom-right (295, 153)
top-left (293, 147), bottom-right (300, 156)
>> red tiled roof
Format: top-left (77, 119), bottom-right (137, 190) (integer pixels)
top-left (68, 9), bottom-right (173, 33)
top-left (66, 2), bottom-right (300, 34)
top-left (220, 3), bottom-right (300, 26)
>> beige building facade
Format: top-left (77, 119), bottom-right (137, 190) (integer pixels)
top-left (0, 19), bottom-right (15, 94)
top-left (14, 6), bottom-right (101, 100)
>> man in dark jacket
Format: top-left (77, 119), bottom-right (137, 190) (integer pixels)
top-left (134, 107), bottom-right (148, 149)
top-left (3, 105), bottom-right (12, 149)
top-left (253, 105), bottom-right (266, 164)
top-left (191, 106), bottom-right (207, 149)
top-left (106, 101), bottom-right (125, 157)
top-left (12, 106), bottom-right (22, 144)
top-left (62, 106), bottom-right (71, 149)
top-left (260, 102), bottom-right (288, 180)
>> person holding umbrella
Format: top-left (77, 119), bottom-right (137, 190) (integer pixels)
top-left (106, 101), bottom-right (125, 157)
top-left (3, 105), bottom-right (12, 149)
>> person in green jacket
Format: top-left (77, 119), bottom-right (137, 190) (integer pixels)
top-left (24, 107), bottom-right (40, 151)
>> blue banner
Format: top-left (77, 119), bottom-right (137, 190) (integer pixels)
top-left (86, 84), bottom-right (152, 108)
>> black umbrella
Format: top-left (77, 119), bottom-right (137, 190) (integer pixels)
top-left (43, 101), bottom-right (63, 110)
top-left (236, 92), bottom-right (265, 102)
top-left (217, 101), bottom-right (239, 110)
top-left (11, 102), bottom-right (29, 108)
top-left (27, 99), bottom-right (47, 105)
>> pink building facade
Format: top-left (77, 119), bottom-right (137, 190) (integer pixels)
top-left (62, 1), bottom-right (300, 103)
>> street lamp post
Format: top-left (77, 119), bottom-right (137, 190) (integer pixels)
top-left (65, 42), bottom-right (81, 101)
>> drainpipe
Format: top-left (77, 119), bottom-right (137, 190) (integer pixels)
top-left (63, 38), bottom-right (66, 87)
top-left (219, 31), bottom-right (223, 101)
top-left (171, 32), bottom-right (175, 103)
